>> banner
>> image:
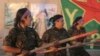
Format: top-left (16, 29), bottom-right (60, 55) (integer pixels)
top-left (61, 0), bottom-right (100, 49)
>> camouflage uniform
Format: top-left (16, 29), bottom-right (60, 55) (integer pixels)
top-left (68, 27), bottom-right (90, 56)
top-left (3, 27), bottom-right (40, 56)
top-left (42, 27), bottom-right (70, 56)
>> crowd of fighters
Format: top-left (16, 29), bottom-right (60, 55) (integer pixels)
top-left (1, 8), bottom-right (98, 56)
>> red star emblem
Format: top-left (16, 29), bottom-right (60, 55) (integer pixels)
top-left (72, 0), bottom-right (100, 24)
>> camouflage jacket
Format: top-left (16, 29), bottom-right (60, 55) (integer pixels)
top-left (42, 27), bottom-right (70, 56)
top-left (68, 27), bottom-right (86, 43)
top-left (3, 27), bottom-right (40, 56)
top-left (68, 27), bottom-right (90, 56)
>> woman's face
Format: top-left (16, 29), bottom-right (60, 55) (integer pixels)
top-left (77, 19), bottom-right (84, 27)
top-left (55, 18), bottom-right (64, 28)
top-left (26, 14), bottom-right (32, 26)
top-left (23, 11), bottom-right (32, 26)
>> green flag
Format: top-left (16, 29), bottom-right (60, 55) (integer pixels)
top-left (61, 0), bottom-right (100, 49)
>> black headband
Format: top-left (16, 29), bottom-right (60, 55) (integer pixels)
top-left (49, 14), bottom-right (63, 23)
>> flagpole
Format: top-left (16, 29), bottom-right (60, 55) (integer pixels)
top-left (58, 0), bottom-right (70, 56)
top-left (59, 0), bottom-right (68, 30)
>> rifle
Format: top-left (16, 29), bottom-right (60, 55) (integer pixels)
top-left (18, 30), bottom-right (97, 56)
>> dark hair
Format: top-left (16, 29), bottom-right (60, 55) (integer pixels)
top-left (72, 16), bottom-right (82, 27)
top-left (49, 14), bottom-right (63, 26)
top-left (14, 8), bottom-right (28, 28)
